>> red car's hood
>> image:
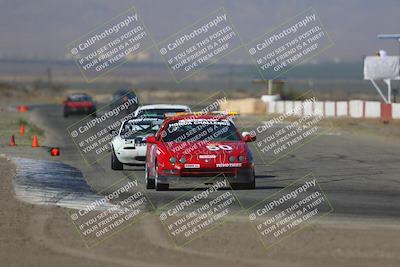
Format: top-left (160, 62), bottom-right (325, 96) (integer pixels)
top-left (162, 141), bottom-right (247, 162)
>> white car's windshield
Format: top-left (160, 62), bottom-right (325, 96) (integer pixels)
top-left (137, 108), bottom-right (187, 117)
top-left (121, 121), bottom-right (161, 139)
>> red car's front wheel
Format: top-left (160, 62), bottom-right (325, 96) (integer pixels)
top-left (145, 163), bottom-right (155, 189)
top-left (155, 163), bottom-right (169, 191)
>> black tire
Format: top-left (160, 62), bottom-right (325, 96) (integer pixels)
top-left (63, 108), bottom-right (69, 118)
top-left (156, 182), bottom-right (169, 191)
top-left (230, 171), bottom-right (256, 190)
top-left (145, 163), bottom-right (155, 189)
top-left (111, 149), bottom-right (123, 170)
top-left (155, 163), bottom-right (168, 191)
top-left (230, 180), bottom-right (255, 190)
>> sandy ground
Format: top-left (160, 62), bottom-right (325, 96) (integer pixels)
top-left (1, 154), bottom-right (400, 267)
top-left (1, 96), bottom-right (400, 266)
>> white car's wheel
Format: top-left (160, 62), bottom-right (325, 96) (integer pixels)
top-left (111, 148), bottom-right (123, 170)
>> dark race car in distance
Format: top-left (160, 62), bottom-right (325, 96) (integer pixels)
top-left (63, 93), bottom-right (96, 117)
top-left (111, 89), bottom-right (139, 114)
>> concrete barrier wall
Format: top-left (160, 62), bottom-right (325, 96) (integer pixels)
top-left (392, 103), bottom-right (400, 119)
top-left (303, 101), bottom-right (313, 116)
top-left (325, 102), bottom-right (335, 117)
top-left (276, 101), bottom-right (285, 114)
top-left (349, 100), bottom-right (363, 118)
top-left (314, 101), bottom-right (324, 116)
top-left (294, 101), bottom-right (303, 116)
top-left (285, 101), bottom-right (294, 115)
top-left (336, 101), bottom-right (348, 116)
top-left (268, 101), bottom-right (276, 113)
top-left (264, 99), bottom-right (399, 120)
top-left (365, 101), bottom-right (380, 118)
top-left (220, 98), bottom-right (266, 114)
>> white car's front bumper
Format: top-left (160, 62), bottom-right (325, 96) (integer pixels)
top-left (114, 144), bottom-right (147, 165)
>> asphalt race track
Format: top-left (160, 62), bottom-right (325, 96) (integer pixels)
top-left (29, 104), bottom-right (400, 220)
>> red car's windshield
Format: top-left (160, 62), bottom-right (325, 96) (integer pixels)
top-left (68, 95), bottom-right (92, 102)
top-left (161, 118), bottom-right (241, 142)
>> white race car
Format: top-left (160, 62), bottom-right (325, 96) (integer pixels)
top-left (133, 104), bottom-right (191, 117)
top-left (111, 117), bottom-right (163, 170)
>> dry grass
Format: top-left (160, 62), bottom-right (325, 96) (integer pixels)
top-left (0, 110), bottom-right (44, 146)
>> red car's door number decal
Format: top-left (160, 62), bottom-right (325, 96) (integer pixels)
top-left (206, 145), bottom-right (232, 151)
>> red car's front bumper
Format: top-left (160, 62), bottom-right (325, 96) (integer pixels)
top-left (157, 165), bottom-right (254, 186)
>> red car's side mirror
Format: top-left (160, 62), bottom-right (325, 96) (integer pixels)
top-left (146, 136), bottom-right (158, 144)
top-left (243, 133), bottom-right (256, 142)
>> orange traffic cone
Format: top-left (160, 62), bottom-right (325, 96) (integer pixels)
top-left (9, 135), bottom-right (16, 146)
top-left (19, 124), bottom-right (25, 135)
top-left (31, 135), bottom-right (39, 148)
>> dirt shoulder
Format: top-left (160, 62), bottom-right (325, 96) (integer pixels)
top-left (1, 99), bottom-right (400, 266)
top-left (1, 154), bottom-right (400, 267)
top-left (0, 157), bottom-right (88, 267)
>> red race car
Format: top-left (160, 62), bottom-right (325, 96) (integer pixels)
top-left (145, 112), bottom-right (256, 191)
top-left (63, 93), bottom-right (96, 118)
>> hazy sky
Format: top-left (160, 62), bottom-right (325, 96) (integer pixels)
top-left (1, 0), bottom-right (400, 62)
